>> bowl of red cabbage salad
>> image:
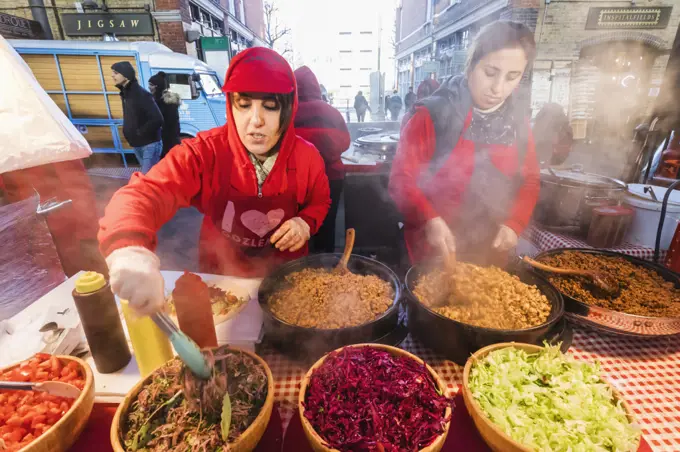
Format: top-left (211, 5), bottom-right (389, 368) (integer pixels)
top-left (465, 343), bottom-right (640, 452)
top-left (300, 344), bottom-right (453, 452)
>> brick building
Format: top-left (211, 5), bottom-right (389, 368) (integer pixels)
top-left (394, 1), bottom-right (680, 144)
top-left (0, 0), bottom-right (265, 59)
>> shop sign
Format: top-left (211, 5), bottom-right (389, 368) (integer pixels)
top-left (61, 13), bottom-right (154, 36)
top-left (0, 12), bottom-right (44, 39)
top-left (586, 7), bottom-right (672, 30)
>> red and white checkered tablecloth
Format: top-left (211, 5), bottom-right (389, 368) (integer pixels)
top-left (523, 224), bottom-right (668, 263)
top-left (259, 329), bottom-right (680, 451)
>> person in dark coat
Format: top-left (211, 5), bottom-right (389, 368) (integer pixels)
top-left (294, 66), bottom-right (351, 253)
top-left (405, 86), bottom-right (416, 111)
top-left (148, 71), bottom-right (182, 158)
top-left (533, 102), bottom-right (573, 166)
top-left (388, 89), bottom-right (403, 120)
top-left (354, 91), bottom-right (370, 122)
top-left (111, 61), bottom-right (163, 174)
top-left (401, 79), bottom-right (441, 131)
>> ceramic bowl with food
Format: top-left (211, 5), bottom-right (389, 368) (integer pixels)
top-left (111, 346), bottom-right (274, 452)
top-left (405, 262), bottom-right (565, 365)
top-left (462, 343), bottom-right (640, 452)
top-left (0, 353), bottom-right (94, 452)
top-left (299, 344), bottom-right (452, 452)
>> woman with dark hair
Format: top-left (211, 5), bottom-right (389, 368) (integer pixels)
top-left (99, 48), bottom-right (331, 314)
top-left (148, 71), bottom-right (181, 158)
top-left (389, 21), bottom-right (540, 265)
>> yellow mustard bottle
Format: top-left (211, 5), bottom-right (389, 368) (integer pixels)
top-left (120, 300), bottom-right (174, 376)
top-left (73, 272), bottom-right (132, 373)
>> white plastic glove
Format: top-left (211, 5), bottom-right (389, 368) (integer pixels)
top-left (106, 246), bottom-right (165, 316)
top-left (492, 225), bottom-right (519, 252)
top-left (271, 217), bottom-right (311, 252)
top-left (423, 217), bottom-right (456, 255)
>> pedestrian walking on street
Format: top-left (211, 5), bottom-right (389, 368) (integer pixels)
top-left (111, 61), bottom-right (163, 174)
top-left (354, 90), bottom-right (370, 122)
top-left (405, 86), bottom-right (416, 111)
top-left (148, 71), bottom-right (181, 158)
top-left (294, 66), bottom-right (351, 253)
top-left (388, 89), bottom-right (403, 121)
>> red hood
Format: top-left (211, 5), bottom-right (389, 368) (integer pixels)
top-left (294, 66), bottom-right (322, 102)
top-left (222, 48), bottom-right (299, 170)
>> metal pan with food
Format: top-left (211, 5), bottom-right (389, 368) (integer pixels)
top-left (532, 248), bottom-right (680, 337)
top-left (258, 252), bottom-right (402, 361)
top-left (405, 260), bottom-right (565, 365)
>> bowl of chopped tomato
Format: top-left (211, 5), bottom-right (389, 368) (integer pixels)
top-left (0, 352), bottom-right (94, 452)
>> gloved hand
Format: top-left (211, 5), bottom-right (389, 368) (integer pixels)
top-left (423, 217), bottom-right (456, 255)
top-left (106, 246), bottom-right (165, 316)
top-left (271, 217), bottom-right (311, 252)
top-left (492, 225), bottom-right (519, 252)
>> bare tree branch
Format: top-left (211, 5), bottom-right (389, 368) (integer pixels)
top-left (263, 1), bottom-right (291, 49)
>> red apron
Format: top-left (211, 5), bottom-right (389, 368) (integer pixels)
top-left (407, 111), bottom-right (523, 265)
top-left (199, 150), bottom-right (307, 277)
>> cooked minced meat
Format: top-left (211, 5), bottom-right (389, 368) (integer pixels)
top-left (268, 268), bottom-right (394, 329)
top-left (538, 251), bottom-right (680, 318)
top-left (414, 263), bottom-right (551, 329)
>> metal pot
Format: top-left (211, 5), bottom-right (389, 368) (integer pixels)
top-left (534, 165), bottom-right (626, 235)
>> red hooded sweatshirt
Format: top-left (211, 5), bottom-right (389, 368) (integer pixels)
top-left (98, 48), bottom-right (331, 277)
top-left (293, 66), bottom-right (351, 180)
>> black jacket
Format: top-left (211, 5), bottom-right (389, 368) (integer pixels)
top-left (389, 95), bottom-right (403, 111)
top-left (354, 94), bottom-right (369, 112)
top-left (405, 91), bottom-right (416, 110)
top-left (118, 80), bottom-right (163, 147)
top-left (154, 90), bottom-right (182, 157)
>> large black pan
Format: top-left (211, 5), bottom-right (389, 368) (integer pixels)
top-left (405, 262), bottom-right (565, 365)
top-left (258, 254), bottom-right (402, 361)
top-left (533, 248), bottom-right (680, 337)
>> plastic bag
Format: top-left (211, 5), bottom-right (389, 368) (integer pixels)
top-left (0, 35), bottom-right (92, 174)
top-left (0, 196), bottom-right (66, 320)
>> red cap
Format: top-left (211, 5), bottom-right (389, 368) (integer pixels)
top-left (222, 47), bottom-right (295, 95)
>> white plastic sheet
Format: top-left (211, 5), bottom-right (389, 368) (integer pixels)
top-left (0, 35), bottom-right (92, 174)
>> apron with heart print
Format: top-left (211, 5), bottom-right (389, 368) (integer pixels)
top-left (199, 151), bottom-right (305, 277)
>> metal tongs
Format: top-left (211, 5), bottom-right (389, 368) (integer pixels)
top-left (151, 312), bottom-right (211, 379)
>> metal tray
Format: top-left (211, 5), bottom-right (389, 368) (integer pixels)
top-left (533, 248), bottom-right (680, 337)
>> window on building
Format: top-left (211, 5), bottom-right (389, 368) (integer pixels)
top-left (340, 68), bottom-right (352, 71)
top-left (339, 31), bottom-right (352, 35)
top-left (360, 31), bottom-right (373, 35)
top-left (229, 0), bottom-right (236, 15)
top-left (339, 50), bottom-right (352, 53)
top-left (360, 68), bottom-right (371, 71)
top-left (189, 3), bottom-right (200, 21)
top-left (360, 50), bottom-right (372, 53)
top-left (239, 0), bottom-right (245, 22)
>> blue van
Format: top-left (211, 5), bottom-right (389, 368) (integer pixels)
top-left (10, 40), bottom-right (227, 166)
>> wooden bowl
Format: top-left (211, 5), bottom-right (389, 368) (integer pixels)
top-left (110, 346), bottom-right (274, 452)
top-left (298, 343), bottom-right (452, 452)
top-left (462, 343), bottom-right (640, 452)
top-left (2, 355), bottom-right (95, 452)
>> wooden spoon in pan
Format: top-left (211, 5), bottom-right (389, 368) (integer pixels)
top-left (335, 228), bottom-right (356, 274)
top-left (522, 256), bottom-right (621, 298)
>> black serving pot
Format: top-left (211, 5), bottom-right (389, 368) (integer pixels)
top-left (533, 248), bottom-right (680, 337)
top-left (258, 254), bottom-right (402, 361)
top-left (405, 263), bottom-right (565, 365)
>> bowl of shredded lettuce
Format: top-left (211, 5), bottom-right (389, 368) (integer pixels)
top-left (462, 343), bottom-right (640, 452)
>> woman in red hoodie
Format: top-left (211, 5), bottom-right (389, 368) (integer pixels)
top-left (99, 48), bottom-right (331, 314)
top-left (294, 66), bottom-right (351, 253)
top-left (389, 21), bottom-right (540, 265)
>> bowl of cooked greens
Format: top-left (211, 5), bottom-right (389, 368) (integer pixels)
top-left (462, 343), bottom-right (640, 452)
top-left (111, 345), bottom-right (274, 452)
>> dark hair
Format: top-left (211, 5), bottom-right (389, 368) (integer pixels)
top-left (465, 21), bottom-right (536, 74)
top-left (228, 92), bottom-right (294, 133)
